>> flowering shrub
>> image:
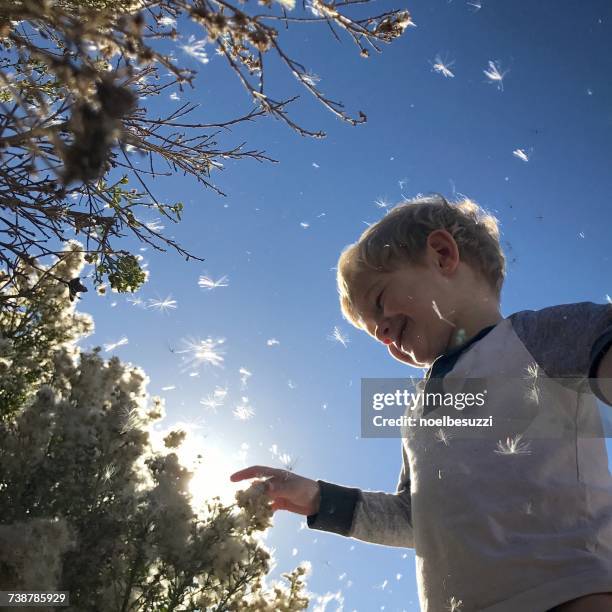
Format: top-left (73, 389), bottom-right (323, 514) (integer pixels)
top-left (0, 246), bottom-right (309, 611)
top-left (0, 241), bottom-right (93, 419)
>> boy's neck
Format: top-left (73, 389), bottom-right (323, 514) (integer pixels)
top-left (448, 296), bottom-right (503, 352)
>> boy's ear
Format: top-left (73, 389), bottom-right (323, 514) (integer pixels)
top-left (426, 229), bottom-right (460, 274)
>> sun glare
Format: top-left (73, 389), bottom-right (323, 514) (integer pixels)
top-left (148, 420), bottom-right (252, 511)
top-left (178, 435), bottom-right (248, 510)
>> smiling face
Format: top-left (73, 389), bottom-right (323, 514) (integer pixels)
top-left (350, 230), bottom-right (462, 368)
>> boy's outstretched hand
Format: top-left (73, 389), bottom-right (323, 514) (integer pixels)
top-left (230, 465), bottom-right (321, 516)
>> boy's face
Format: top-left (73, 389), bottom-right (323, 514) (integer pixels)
top-left (352, 233), bottom-right (459, 368)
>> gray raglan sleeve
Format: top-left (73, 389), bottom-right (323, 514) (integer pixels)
top-left (306, 441), bottom-right (415, 548)
top-left (510, 301), bottom-right (612, 405)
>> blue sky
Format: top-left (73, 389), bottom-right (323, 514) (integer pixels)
top-left (79, 1), bottom-right (612, 609)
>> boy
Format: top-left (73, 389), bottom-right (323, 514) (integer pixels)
top-left (230, 194), bottom-right (612, 611)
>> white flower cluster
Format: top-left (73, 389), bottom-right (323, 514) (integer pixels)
top-left (1, 241), bottom-right (93, 415)
top-left (235, 479), bottom-right (275, 534)
top-left (0, 518), bottom-right (75, 592)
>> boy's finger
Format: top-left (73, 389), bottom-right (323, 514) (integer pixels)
top-left (270, 498), bottom-right (288, 513)
top-left (229, 465), bottom-right (283, 482)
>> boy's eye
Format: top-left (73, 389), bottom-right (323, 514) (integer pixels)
top-left (376, 291), bottom-right (384, 312)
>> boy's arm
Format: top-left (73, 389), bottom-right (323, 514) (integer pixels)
top-left (306, 442), bottom-right (415, 549)
top-left (584, 302), bottom-right (612, 406)
top-left (593, 343), bottom-right (612, 407)
top-left (510, 301), bottom-right (612, 406)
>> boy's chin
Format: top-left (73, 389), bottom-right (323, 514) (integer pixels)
top-left (388, 343), bottom-right (430, 368)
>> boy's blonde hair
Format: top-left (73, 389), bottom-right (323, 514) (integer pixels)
top-left (337, 194), bottom-right (506, 330)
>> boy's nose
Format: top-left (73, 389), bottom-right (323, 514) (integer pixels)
top-left (375, 323), bottom-right (393, 345)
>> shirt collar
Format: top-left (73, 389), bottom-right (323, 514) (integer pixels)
top-left (425, 323), bottom-right (499, 380)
